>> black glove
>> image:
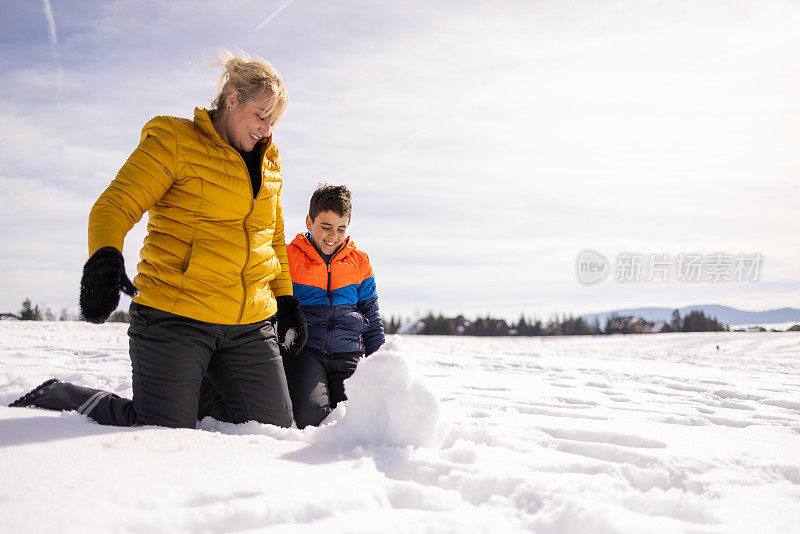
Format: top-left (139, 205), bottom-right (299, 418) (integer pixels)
top-left (275, 296), bottom-right (308, 357)
top-left (79, 247), bottom-right (137, 324)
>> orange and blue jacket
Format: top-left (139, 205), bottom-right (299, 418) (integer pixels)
top-left (287, 233), bottom-right (385, 355)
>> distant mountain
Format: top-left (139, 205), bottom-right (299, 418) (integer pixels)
top-left (580, 305), bottom-right (800, 327)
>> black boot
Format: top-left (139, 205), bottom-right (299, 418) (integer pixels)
top-left (9, 378), bottom-right (63, 407)
top-left (9, 378), bottom-right (115, 416)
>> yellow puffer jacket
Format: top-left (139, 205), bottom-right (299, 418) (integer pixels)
top-left (88, 107), bottom-right (292, 324)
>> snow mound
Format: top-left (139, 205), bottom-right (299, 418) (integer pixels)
top-left (200, 336), bottom-right (445, 450)
top-left (320, 336), bottom-right (444, 448)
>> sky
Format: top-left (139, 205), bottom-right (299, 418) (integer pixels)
top-left (0, 0), bottom-right (798, 321)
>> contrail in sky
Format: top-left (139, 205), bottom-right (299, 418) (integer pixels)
top-left (42, 0), bottom-right (57, 44)
top-left (254, 0), bottom-right (296, 31)
top-left (42, 0), bottom-right (64, 96)
top-left (335, 123), bottom-right (437, 182)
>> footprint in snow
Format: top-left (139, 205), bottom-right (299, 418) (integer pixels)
top-left (538, 427), bottom-right (667, 449)
top-left (585, 381), bottom-right (612, 389)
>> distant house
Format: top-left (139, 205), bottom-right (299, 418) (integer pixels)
top-left (467, 317), bottom-right (510, 336)
top-left (786, 324), bottom-right (800, 332)
top-left (542, 321), bottom-right (562, 336)
top-left (627, 317), bottom-right (652, 334)
top-left (650, 321), bottom-right (673, 334)
top-left (745, 326), bottom-right (767, 332)
top-left (445, 315), bottom-right (470, 335)
top-left (0, 313), bottom-right (20, 321)
top-left (397, 319), bottom-right (425, 335)
top-left (607, 316), bottom-right (652, 334)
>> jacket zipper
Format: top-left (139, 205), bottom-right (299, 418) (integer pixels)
top-left (323, 264), bottom-right (333, 352)
top-left (206, 115), bottom-right (267, 323)
top-left (319, 239), bottom-right (342, 353)
top-left (236, 149), bottom-right (259, 324)
top-left (237, 199), bottom-right (256, 323)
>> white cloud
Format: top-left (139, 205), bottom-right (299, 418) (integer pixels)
top-left (0, 0), bottom-right (798, 317)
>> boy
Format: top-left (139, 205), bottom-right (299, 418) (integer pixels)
top-left (284, 184), bottom-right (385, 428)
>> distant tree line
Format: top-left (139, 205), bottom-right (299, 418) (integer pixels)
top-left (670, 309), bottom-right (726, 332)
top-left (0, 299), bottom-right (741, 334)
top-left (2, 298), bottom-right (130, 323)
top-left (384, 309), bottom-right (728, 336)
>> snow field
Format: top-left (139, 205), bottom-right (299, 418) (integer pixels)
top-left (1, 322), bottom-right (799, 533)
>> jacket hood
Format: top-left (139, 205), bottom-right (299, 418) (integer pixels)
top-left (290, 233), bottom-right (356, 264)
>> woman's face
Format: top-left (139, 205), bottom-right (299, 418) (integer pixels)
top-left (219, 92), bottom-right (276, 152)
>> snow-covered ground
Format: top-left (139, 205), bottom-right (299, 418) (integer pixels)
top-left (1, 322), bottom-right (799, 533)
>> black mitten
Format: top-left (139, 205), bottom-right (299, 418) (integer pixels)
top-left (79, 247), bottom-right (137, 324)
top-left (275, 296), bottom-right (308, 357)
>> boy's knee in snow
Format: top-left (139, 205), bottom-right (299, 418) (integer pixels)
top-left (244, 407), bottom-right (294, 428)
top-left (270, 410), bottom-right (294, 428)
top-left (293, 402), bottom-right (329, 429)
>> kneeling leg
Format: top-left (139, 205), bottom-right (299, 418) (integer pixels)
top-left (204, 320), bottom-right (293, 428)
top-left (283, 348), bottom-right (332, 429)
top-left (9, 378), bottom-right (137, 426)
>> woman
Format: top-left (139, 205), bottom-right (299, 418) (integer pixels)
top-left (10, 51), bottom-right (307, 429)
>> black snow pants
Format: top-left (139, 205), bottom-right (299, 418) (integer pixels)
top-left (19, 303), bottom-right (293, 429)
top-left (281, 346), bottom-right (362, 429)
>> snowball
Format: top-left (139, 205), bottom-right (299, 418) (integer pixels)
top-left (283, 328), bottom-right (296, 348)
top-left (321, 336), bottom-right (442, 448)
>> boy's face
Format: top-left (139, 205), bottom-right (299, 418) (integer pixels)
top-left (306, 210), bottom-right (350, 256)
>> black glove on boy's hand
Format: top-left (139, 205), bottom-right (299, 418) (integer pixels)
top-left (79, 247), bottom-right (137, 324)
top-left (275, 296), bottom-right (308, 357)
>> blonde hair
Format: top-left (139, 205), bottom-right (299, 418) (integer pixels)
top-left (210, 49), bottom-right (288, 122)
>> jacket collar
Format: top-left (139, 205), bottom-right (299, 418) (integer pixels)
top-left (291, 232), bottom-right (355, 263)
top-left (194, 107), bottom-right (272, 151)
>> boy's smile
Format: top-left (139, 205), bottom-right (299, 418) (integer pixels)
top-left (306, 210), bottom-right (350, 256)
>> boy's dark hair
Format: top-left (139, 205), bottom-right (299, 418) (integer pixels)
top-left (309, 184), bottom-right (352, 221)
